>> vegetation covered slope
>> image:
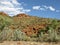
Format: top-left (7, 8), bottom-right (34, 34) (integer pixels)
top-left (0, 12), bottom-right (60, 42)
top-left (0, 12), bottom-right (13, 31)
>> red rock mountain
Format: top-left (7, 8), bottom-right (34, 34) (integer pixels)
top-left (0, 12), bottom-right (9, 16)
top-left (14, 13), bottom-right (30, 18)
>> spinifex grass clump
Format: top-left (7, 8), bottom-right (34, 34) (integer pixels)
top-left (13, 29), bottom-right (29, 41)
top-left (0, 27), bottom-right (12, 41)
top-left (37, 28), bottom-right (60, 42)
top-left (0, 27), bottom-right (29, 41)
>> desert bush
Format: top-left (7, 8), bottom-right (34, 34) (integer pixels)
top-left (13, 29), bottom-right (29, 41)
top-left (37, 26), bottom-right (60, 42)
top-left (30, 33), bottom-right (37, 38)
top-left (0, 18), bottom-right (12, 31)
top-left (0, 27), bottom-right (12, 41)
top-left (47, 27), bottom-right (60, 42)
top-left (0, 27), bottom-right (30, 41)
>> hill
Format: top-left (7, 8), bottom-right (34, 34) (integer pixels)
top-left (0, 12), bottom-right (13, 31)
top-left (0, 12), bottom-right (60, 42)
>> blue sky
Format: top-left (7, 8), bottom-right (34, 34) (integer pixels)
top-left (0, 0), bottom-right (60, 19)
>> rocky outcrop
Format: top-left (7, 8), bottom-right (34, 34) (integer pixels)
top-left (14, 13), bottom-right (30, 18)
top-left (0, 12), bottom-right (8, 16)
top-left (22, 24), bottom-right (46, 36)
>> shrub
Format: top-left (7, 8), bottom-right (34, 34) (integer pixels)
top-left (47, 28), bottom-right (60, 42)
top-left (13, 29), bottom-right (29, 41)
top-left (0, 27), bottom-right (12, 41)
top-left (0, 27), bottom-right (29, 41)
top-left (37, 27), bottom-right (60, 42)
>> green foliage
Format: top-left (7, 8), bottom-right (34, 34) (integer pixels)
top-left (13, 29), bottom-right (29, 41)
top-left (0, 27), bottom-right (29, 41)
top-left (47, 28), bottom-right (60, 42)
top-left (0, 27), bottom-right (12, 41)
top-left (30, 33), bottom-right (37, 38)
top-left (0, 15), bottom-right (13, 31)
top-left (37, 26), bottom-right (60, 42)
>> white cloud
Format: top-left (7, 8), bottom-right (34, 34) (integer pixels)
top-left (33, 6), bottom-right (40, 10)
top-left (40, 8), bottom-right (45, 11)
top-left (12, 0), bottom-right (20, 5)
top-left (33, 5), bottom-right (60, 12)
top-left (32, 6), bottom-right (45, 11)
top-left (0, 0), bottom-right (31, 16)
top-left (1, 1), bottom-right (13, 7)
top-left (23, 9), bottom-right (31, 12)
top-left (43, 5), bottom-right (49, 9)
top-left (43, 5), bottom-right (56, 11)
top-left (48, 6), bottom-right (55, 11)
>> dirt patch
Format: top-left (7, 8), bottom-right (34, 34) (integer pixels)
top-left (0, 41), bottom-right (60, 45)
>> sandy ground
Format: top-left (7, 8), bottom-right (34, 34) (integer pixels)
top-left (0, 41), bottom-right (60, 45)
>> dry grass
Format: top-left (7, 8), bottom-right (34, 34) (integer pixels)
top-left (0, 41), bottom-right (60, 45)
